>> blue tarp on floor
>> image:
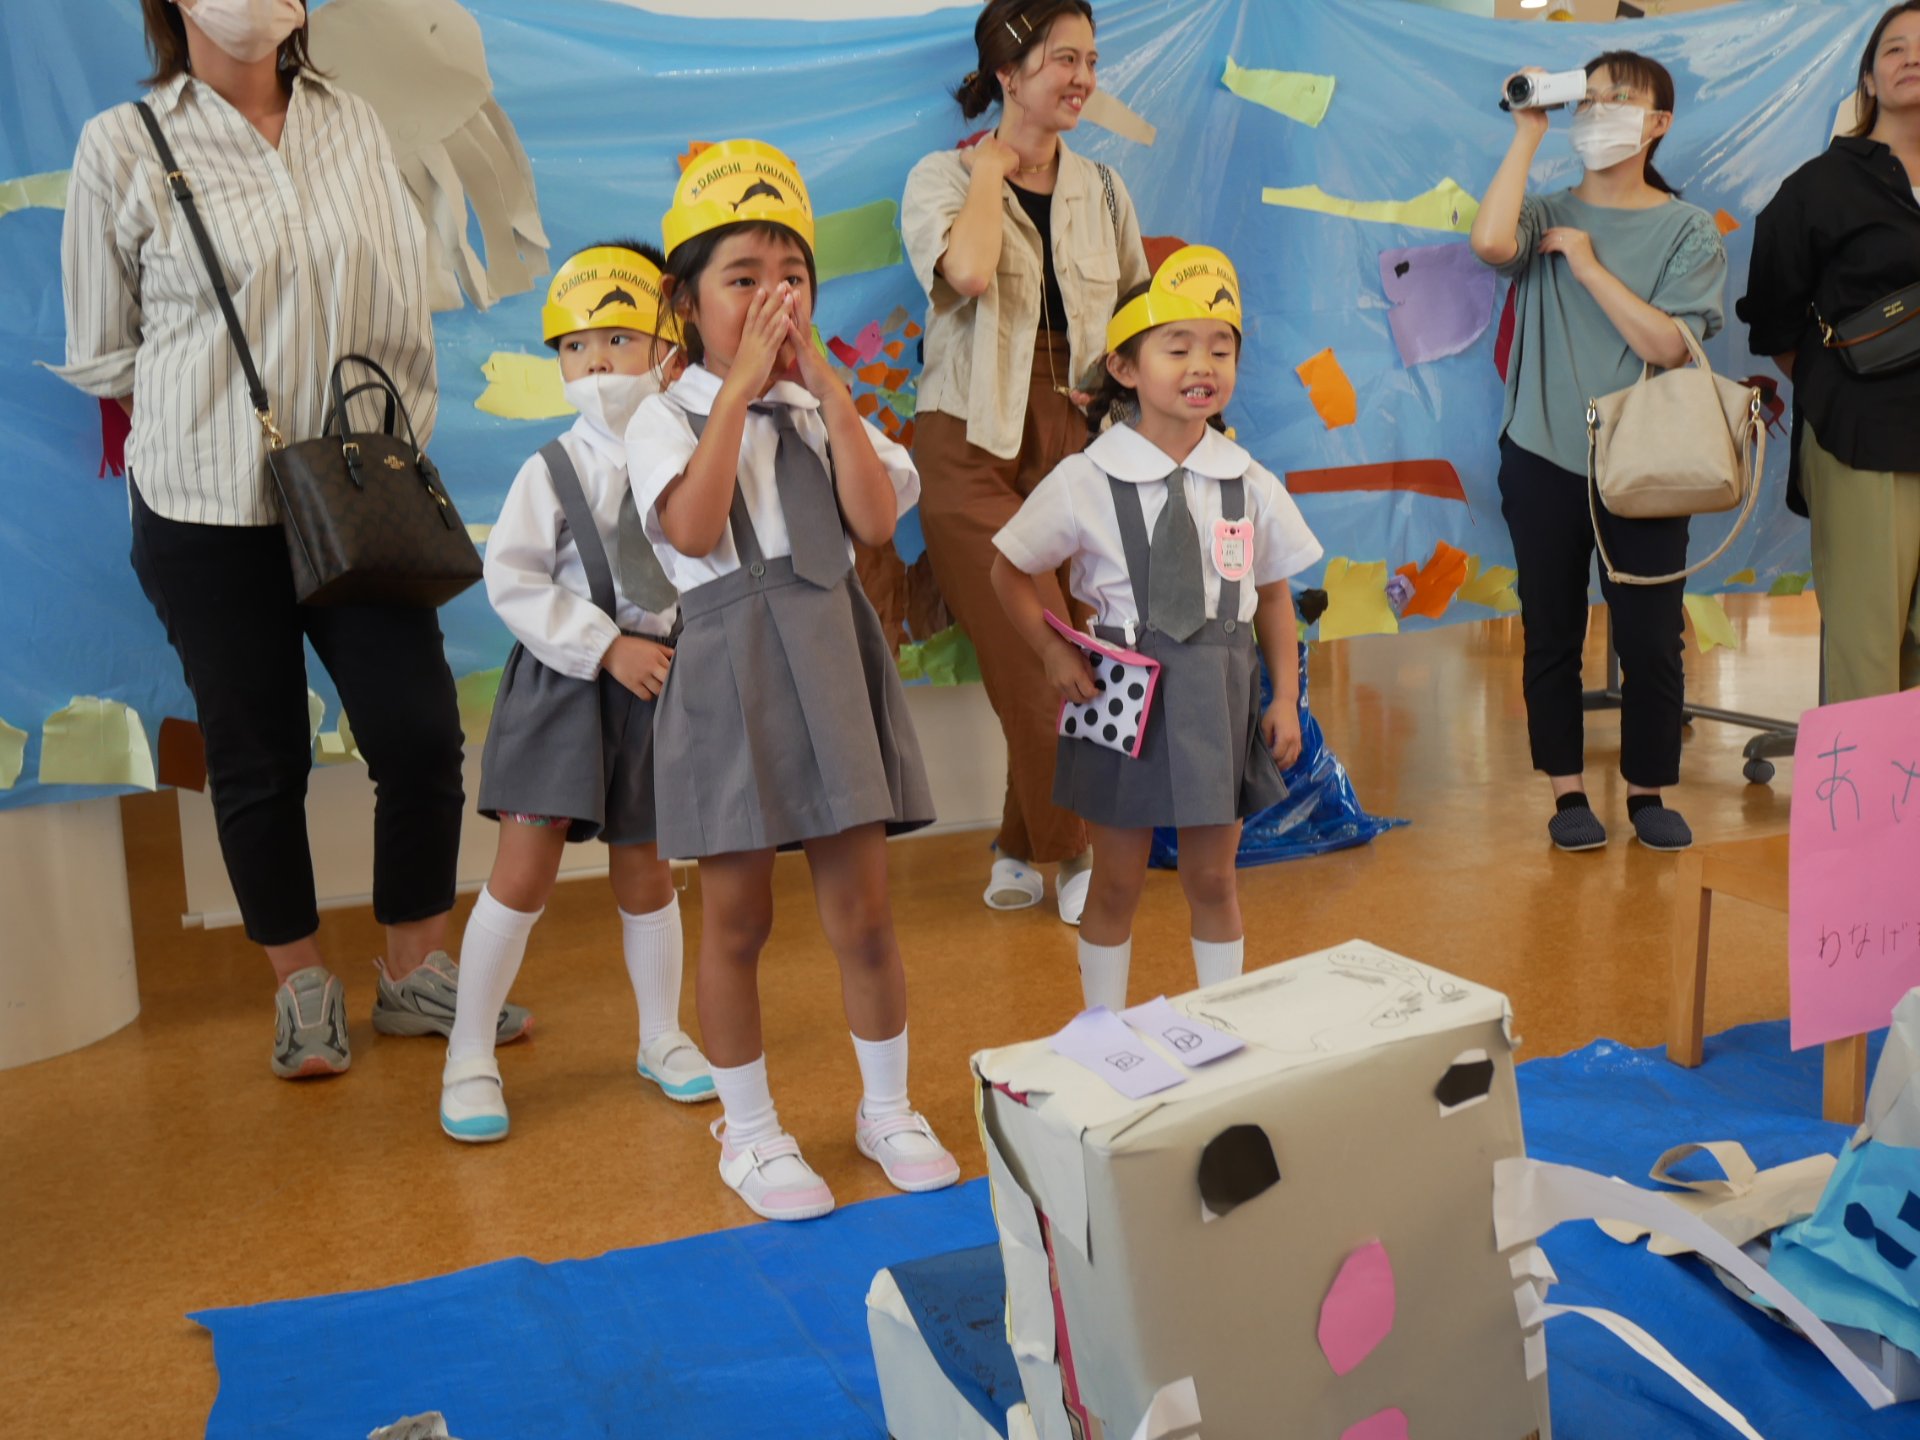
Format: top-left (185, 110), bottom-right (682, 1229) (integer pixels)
top-left (194, 1022), bottom-right (1920, 1438)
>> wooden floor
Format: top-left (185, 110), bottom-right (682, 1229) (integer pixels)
top-left (3, 597), bottom-right (1820, 1435)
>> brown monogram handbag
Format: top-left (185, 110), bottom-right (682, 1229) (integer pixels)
top-left (135, 102), bottom-right (481, 607)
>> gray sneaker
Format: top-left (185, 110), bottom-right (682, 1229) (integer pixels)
top-left (272, 966), bottom-right (351, 1079)
top-left (371, 951), bottom-right (533, 1045)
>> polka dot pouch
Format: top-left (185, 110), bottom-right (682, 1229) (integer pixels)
top-left (1044, 610), bottom-right (1162, 760)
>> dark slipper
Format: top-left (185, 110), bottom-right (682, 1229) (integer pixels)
top-left (1631, 804), bottom-right (1693, 852)
top-left (1548, 805), bottom-right (1608, 852)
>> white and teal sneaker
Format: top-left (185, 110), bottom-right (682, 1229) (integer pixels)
top-left (440, 1054), bottom-right (509, 1143)
top-left (637, 1030), bottom-right (717, 1103)
top-left (271, 966), bottom-right (351, 1080)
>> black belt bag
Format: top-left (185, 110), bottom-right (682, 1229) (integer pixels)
top-left (1816, 280), bottom-right (1920, 377)
top-left (134, 102), bottom-right (481, 607)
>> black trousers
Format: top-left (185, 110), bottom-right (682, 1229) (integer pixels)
top-left (129, 485), bottom-right (464, 946)
top-left (1496, 437), bottom-right (1689, 789)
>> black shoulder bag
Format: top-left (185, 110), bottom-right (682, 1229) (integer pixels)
top-left (134, 101), bottom-right (481, 607)
top-left (1815, 281), bottom-right (1920, 377)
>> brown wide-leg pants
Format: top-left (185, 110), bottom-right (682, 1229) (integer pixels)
top-left (914, 331), bottom-right (1091, 864)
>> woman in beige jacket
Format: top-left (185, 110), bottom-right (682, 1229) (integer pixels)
top-left (902, 0), bottom-right (1148, 923)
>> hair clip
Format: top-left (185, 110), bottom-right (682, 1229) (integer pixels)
top-left (1005, 13), bottom-right (1034, 44)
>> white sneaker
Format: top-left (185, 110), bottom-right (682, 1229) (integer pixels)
top-left (855, 1105), bottom-right (960, 1193)
top-left (440, 1054), bottom-right (508, 1143)
top-left (637, 1029), bottom-right (717, 1103)
top-left (1056, 865), bottom-right (1092, 926)
top-left (712, 1118), bottom-right (835, 1222)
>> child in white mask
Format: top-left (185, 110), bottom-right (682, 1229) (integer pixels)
top-left (438, 240), bottom-right (716, 1142)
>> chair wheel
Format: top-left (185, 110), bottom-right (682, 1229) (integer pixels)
top-left (1743, 758), bottom-right (1775, 785)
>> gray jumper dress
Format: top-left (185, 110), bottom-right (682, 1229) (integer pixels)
top-left (477, 440), bottom-right (663, 846)
top-left (1053, 473), bottom-right (1287, 830)
top-left (649, 407), bottom-right (934, 859)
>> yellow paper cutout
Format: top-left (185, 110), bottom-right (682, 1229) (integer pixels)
top-left (314, 731), bottom-right (357, 765)
top-left (466, 523), bottom-right (493, 545)
top-left (456, 667), bottom-right (504, 744)
top-left (1769, 571), bottom-right (1812, 597)
top-left (1722, 568), bottom-right (1756, 586)
top-left (1081, 89), bottom-right (1157, 145)
top-left (0, 170), bottom-right (69, 218)
top-left (1262, 178), bottom-right (1481, 235)
top-left (1318, 559), bottom-right (1401, 642)
top-left (38, 696), bottom-right (156, 790)
top-left (1222, 58), bottom-right (1335, 128)
top-left (475, 351), bottom-right (572, 421)
top-left (1295, 348), bottom-right (1358, 430)
top-left (0, 717), bottom-right (26, 789)
top-left (1684, 592), bottom-right (1740, 654)
top-left (1459, 556), bottom-right (1521, 613)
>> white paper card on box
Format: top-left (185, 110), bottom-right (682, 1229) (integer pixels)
top-left (1122, 997), bottom-right (1244, 1066)
top-left (1050, 1008), bottom-right (1187, 1099)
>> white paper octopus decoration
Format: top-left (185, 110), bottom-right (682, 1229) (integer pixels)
top-left (308, 0), bottom-right (550, 312)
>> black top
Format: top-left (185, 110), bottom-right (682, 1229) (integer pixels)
top-left (1738, 136), bottom-right (1920, 515)
top-left (1010, 182), bottom-right (1070, 333)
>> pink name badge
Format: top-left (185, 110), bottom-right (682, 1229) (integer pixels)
top-left (1212, 518), bottom-right (1254, 582)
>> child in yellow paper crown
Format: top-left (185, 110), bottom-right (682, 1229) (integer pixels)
top-left (990, 244), bottom-right (1324, 1013)
top-left (625, 141), bottom-right (959, 1222)
top-left (438, 240), bottom-right (716, 1143)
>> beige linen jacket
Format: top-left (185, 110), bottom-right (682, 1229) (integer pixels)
top-left (903, 137), bottom-right (1150, 460)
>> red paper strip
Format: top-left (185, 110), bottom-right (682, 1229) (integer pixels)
top-left (1286, 460), bottom-right (1466, 503)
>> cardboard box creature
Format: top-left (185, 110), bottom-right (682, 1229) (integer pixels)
top-left (969, 941), bottom-right (1547, 1440)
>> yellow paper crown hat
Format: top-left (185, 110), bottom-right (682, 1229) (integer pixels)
top-left (662, 139), bottom-right (815, 258)
top-left (1106, 244), bottom-right (1243, 353)
top-left (541, 246), bottom-right (672, 348)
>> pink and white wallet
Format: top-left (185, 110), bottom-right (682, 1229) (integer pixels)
top-left (1046, 610), bottom-right (1162, 759)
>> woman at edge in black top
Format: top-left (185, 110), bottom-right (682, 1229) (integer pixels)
top-left (1740, 2), bottom-right (1920, 703)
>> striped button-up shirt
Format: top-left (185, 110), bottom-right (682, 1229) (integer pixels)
top-left (50, 70), bottom-right (437, 526)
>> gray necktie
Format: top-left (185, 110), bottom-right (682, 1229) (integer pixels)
top-left (763, 407), bottom-right (850, 589)
top-left (1148, 468), bottom-right (1206, 641)
top-left (616, 490), bottom-right (679, 615)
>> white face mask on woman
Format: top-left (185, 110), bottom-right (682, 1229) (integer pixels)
top-left (1570, 102), bottom-right (1653, 173)
top-left (563, 372), bottom-right (662, 441)
top-left (177, 0), bottom-right (306, 64)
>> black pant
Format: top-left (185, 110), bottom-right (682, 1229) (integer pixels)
top-left (129, 486), bottom-right (464, 946)
top-left (1497, 437), bottom-right (1689, 789)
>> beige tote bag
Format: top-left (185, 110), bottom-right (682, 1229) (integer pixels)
top-left (1584, 315), bottom-right (1767, 586)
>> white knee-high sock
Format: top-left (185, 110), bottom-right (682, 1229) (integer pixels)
top-left (620, 895), bottom-right (683, 1050)
top-left (850, 1028), bottom-right (910, 1118)
top-left (1078, 937), bottom-right (1131, 1012)
top-left (447, 886), bottom-right (540, 1065)
top-left (710, 1053), bottom-right (780, 1146)
top-left (1192, 937), bottom-right (1245, 987)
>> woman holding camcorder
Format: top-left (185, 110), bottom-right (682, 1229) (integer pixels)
top-left (1470, 50), bottom-right (1727, 856)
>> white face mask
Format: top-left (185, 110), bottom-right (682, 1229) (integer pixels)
top-left (1570, 101), bottom-right (1653, 173)
top-left (564, 371), bottom-right (662, 440)
top-left (178, 0), bottom-right (306, 64)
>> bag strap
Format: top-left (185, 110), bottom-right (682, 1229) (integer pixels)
top-left (1586, 383), bottom-right (1768, 588)
top-left (133, 101), bottom-right (284, 452)
top-left (1095, 161), bottom-right (1119, 236)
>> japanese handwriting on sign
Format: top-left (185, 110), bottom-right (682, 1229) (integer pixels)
top-left (1790, 691), bottom-right (1920, 1049)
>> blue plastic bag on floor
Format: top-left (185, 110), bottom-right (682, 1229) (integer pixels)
top-left (1150, 641), bottom-right (1406, 869)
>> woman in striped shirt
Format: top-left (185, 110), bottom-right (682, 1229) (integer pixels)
top-left (51, 0), bottom-right (523, 1079)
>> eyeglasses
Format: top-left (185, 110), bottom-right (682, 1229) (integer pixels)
top-left (1574, 89), bottom-right (1652, 114)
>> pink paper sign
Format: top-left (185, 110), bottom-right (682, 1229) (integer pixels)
top-left (1341, 1409), bottom-right (1410, 1440)
top-left (1789, 690), bottom-right (1920, 1049)
top-left (1318, 1240), bottom-right (1396, 1376)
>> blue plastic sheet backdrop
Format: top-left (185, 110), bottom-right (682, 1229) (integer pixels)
top-left (191, 1022), bottom-right (1920, 1438)
top-left (1, 0), bottom-right (1873, 810)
